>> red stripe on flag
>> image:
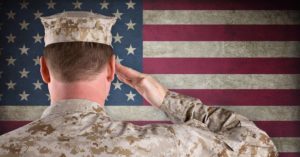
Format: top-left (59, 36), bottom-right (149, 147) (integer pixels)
top-left (143, 0), bottom-right (300, 10)
top-left (0, 121), bottom-right (31, 135)
top-left (1, 121), bottom-right (299, 137)
top-left (172, 89), bottom-right (300, 106)
top-left (144, 90), bottom-right (300, 106)
top-left (279, 153), bottom-right (300, 157)
top-left (255, 121), bottom-right (300, 137)
top-left (144, 58), bottom-right (300, 74)
top-left (143, 25), bottom-right (300, 41)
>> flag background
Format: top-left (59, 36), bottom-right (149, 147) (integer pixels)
top-left (0, 0), bottom-right (300, 156)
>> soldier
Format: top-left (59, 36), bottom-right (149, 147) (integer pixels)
top-left (0, 11), bottom-right (278, 156)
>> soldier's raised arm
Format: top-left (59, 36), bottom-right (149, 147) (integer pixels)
top-left (116, 63), bottom-right (278, 157)
top-left (161, 90), bottom-right (278, 156)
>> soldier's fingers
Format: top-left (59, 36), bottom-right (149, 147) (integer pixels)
top-left (116, 63), bottom-right (142, 80)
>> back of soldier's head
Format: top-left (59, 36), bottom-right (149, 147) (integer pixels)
top-left (44, 42), bottom-right (114, 82)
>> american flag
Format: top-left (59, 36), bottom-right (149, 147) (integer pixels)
top-left (0, 0), bottom-right (300, 156)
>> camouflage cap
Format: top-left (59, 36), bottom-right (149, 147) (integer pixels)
top-left (40, 11), bottom-right (117, 46)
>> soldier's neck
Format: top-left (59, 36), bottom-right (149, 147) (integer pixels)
top-left (48, 77), bottom-right (108, 107)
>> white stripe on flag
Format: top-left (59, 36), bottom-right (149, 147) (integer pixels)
top-left (272, 137), bottom-right (300, 152)
top-left (143, 10), bottom-right (300, 25)
top-left (143, 41), bottom-right (300, 58)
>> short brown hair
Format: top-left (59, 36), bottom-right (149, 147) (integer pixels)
top-left (43, 42), bottom-right (114, 82)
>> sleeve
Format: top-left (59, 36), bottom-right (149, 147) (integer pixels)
top-left (159, 90), bottom-right (278, 156)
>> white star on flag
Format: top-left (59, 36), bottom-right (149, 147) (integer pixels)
top-left (6, 10), bottom-right (16, 19)
top-left (113, 9), bottom-right (123, 20)
top-left (46, 93), bottom-right (50, 101)
top-left (113, 80), bottom-right (123, 90)
top-left (126, 91), bottom-right (136, 101)
top-left (6, 56), bottom-right (16, 66)
top-left (19, 20), bottom-right (30, 30)
top-left (47, 0), bottom-right (56, 9)
top-left (19, 45), bottom-right (29, 55)
top-left (33, 33), bottom-right (43, 43)
top-left (126, 20), bottom-right (136, 30)
top-left (20, 0), bottom-right (29, 9)
top-left (19, 68), bottom-right (30, 78)
top-left (126, 44), bottom-right (136, 55)
top-left (19, 91), bottom-right (30, 101)
top-left (73, 0), bottom-right (82, 9)
top-left (113, 33), bottom-right (123, 43)
top-left (6, 80), bottom-right (16, 90)
top-left (6, 33), bottom-right (16, 43)
top-left (99, 0), bottom-right (109, 9)
top-left (33, 56), bottom-right (41, 66)
top-left (34, 10), bottom-right (43, 20)
top-left (33, 80), bottom-right (43, 90)
top-left (116, 56), bottom-right (123, 64)
top-left (126, 0), bottom-right (135, 9)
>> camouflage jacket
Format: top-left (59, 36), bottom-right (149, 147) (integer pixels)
top-left (0, 91), bottom-right (278, 157)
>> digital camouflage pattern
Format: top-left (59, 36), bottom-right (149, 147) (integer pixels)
top-left (0, 91), bottom-right (278, 156)
top-left (41, 11), bottom-right (117, 46)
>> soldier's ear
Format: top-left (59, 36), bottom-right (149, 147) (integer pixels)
top-left (40, 56), bottom-right (51, 84)
top-left (106, 54), bottom-right (116, 82)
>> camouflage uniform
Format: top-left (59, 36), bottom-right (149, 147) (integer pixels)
top-left (0, 91), bottom-right (278, 156)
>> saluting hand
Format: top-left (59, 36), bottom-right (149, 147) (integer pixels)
top-left (115, 63), bottom-right (168, 108)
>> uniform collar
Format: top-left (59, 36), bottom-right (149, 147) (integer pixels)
top-left (41, 99), bottom-right (110, 120)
